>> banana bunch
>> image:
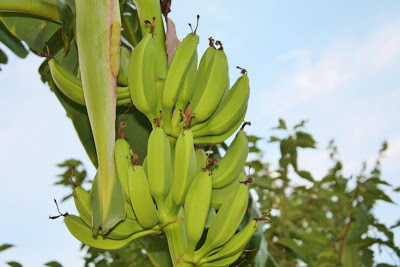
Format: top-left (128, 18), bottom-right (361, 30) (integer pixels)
top-left (60, 117), bottom-right (257, 263)
top-left (159, 37), bottom-right (251, 145)
top-left (48, 12), bottom-right (257, 262)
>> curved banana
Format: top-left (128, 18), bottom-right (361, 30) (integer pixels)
top-left (190, 42), bottom-right (229, 125)
top-left (193, 109), bottom-right (246, 145)
top-left (128, 165), bottom-right (160, 229)
top-left (171, 52), bottom-right (198, 127)
top-left (211, 129), bottom-right (249, 188)
top-left (73, 183), bottom-right (144, 239)
top-left (199, 220), bottom-right (259, 264)
top-left (48, 59), bottom-right (131, 106)
top-left (142, 156), bottom-right (148, 176)
top-left (183, 169), bottom-right (212, 260)
top-left (73, 186), bottom-right (92, 226)
top-left (115, 138), bottom-right (133, 202)
top-left (199, 251), bottom-right (242, 267)
top-left (194, 38), bottom-right (216, 93)
top-left (168, 129), bottom-right (197, 213)
top-left (64, 215), bottom-right (156, 250)
top-left (211, 171), bottom-right (246, 210)
top-left (162, 32), bottom-right (199, 125)
top-left (193, 183), bottom-right (249, 260)
top-left (192, 72), bottom-right (249, 137)
top-left (147, 127), bottom-right (172, 213)
top-left (117, 46), bottom-right (131, 86)
top-left (127, 30), bottom-right (158, 122)
top-left (195, 148), bottom-right (207, 172)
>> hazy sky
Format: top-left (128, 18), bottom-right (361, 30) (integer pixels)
top-left (1, 0), bottom-right (400, 265)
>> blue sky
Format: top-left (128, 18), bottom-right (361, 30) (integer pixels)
top-left (1, 0), bottom-right (400, 265)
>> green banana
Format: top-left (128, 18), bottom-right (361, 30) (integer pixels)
top-left (168, 129), bottom-right (197, 213)
top-left (193, 109), bottom-right (246, 145)
top-left (190, 42), bottom-right (229, 125)
top-left (211, 129), bottom-right (249, 188)
top-left (117, 46), bottom-right (131, 86)
top-left (64, 215), bottom-right (155, 250)
top-left (73, 182), bottom-right (144, 239)
top-left (204, 208), bottom-right (216, 229)
top-left (147, 127), bottom-right (172, 213)
top-left (142, 156), bottom-right (148, 176)
top-left (171, 52), bottom-right (198, 128)
top-left (128, 165), bottom-right (160, 229)
top-left (114, 138), bottom-right (133, 203)
top-left (162, 32), bottom-right (199, 126)
top-left (192, 72), bottom-right (249, 138)
top-left (183, 169), bottom-right (212, 260)
top-left (193, 183), bottom-right (249, 260)
top-left (128, 29), bottom-right (158, 122)
top-left (199, 220), bottom-right (258, 264)
top-left (194, 38), bottom-right (216, 95)
top-left (195, 148), bottom-right (207, 172)
top-left (73, 186), bottom-right (91, 226)
top-left (199, 251), bottom-right (243, 267)
top-left (48, 59), bottom-right (131, 106)
top-left (211, 171), bottom-right (246, 210)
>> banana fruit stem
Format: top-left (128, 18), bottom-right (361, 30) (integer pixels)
top-left (163, 220), bottom-right (193, 267)
top-left (0, 0), bottom-right (60, 22)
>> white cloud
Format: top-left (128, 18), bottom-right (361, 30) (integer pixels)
top-left (263, 19), bottom-right (400, 113)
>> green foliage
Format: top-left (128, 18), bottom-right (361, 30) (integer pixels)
top-left (250, 119), bottom-right (400, 266)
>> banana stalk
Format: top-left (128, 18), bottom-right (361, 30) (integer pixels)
top-left (0, 0), bottom-right (60, 21)
top-left (75, 0), bottom-right (125, 234)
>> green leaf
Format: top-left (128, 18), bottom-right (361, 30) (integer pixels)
top-left (295, 131), bottom-right (316, 148)
top-left (56, 159), bottom-right (87, 188)
top-left (57, 0), bottom-right (74, 53)
top-left (140, 235), bottom-right (173, 267)
top-left (0, 48), bottom-right (7, 64)
top-left (366, 177), bottom-right (390, 186)
top-left (249, 146), bottom-right (261, 153)
top-left (44, 261), bottom-right (63, 267)
top-left (7, 262), bottom-right (22, 267)
top-left (1, 13), bottom-right (62, 54)
top-left (394, 187), bottom-right (400, 192)
top-left (297, 170), bottom-right (314, 182)
top-left (0, 244), bottom-right (13, 252)
top-left (269, 136), bottom-right (281, 142)
top-left (390, 220), bottom-right (400, 229)
top-left (277, 237), bottom-right (304, 258)
top-left (120, 1), bottom-right (142, 47)
top-left (294, 119), bottom-right (308, 129)
top-left (0, 20), bottom-right (28, 58)
top-left (288, 136), bottom-right (298, 171)
top-left (274, 118), bottom-right (287, 130)
top-left (248, 135), bottom-right (262, 143)
top-left (341, 246), bottom-right (361, 267)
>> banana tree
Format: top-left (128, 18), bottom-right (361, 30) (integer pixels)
top-left (0, 0), bottom-right (268, 265)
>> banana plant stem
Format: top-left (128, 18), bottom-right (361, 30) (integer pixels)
top-left (163, 220), bottom-right (194, 267)
top-left (0, 0), bottom-right (60, 22)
